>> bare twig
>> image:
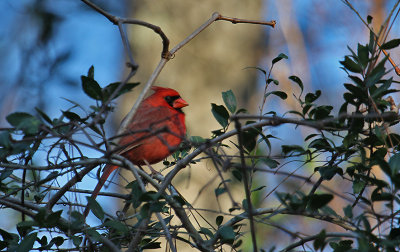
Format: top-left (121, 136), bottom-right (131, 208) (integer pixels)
top-left (234, 118), bottom-right (258, 252)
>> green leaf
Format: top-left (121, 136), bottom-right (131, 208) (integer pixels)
top-left (219, 226), bottom-right (235, 244)
top-left (199, 227), bottom-right (214, 238)
top-left (272, 53), bottom-right (288, 64)
top-left (260, 157), bottom-right (280, 169)
top-left (6, 112), bottom-right (42, 135)
top-left (0, 131), bottom-right (11, 149)
top-left (281, 145), bottom-right (305, 155)
top-left (381, 39), bottom-right (400, 50)
top-left (288, 75), bottom-right (304, 95)
top-left (265, 91), bottom-right (287, 100)
top-left (81, 76), bottom-right (102, 100)
top-left (215, 187), bottom-right (227, 197)
top-left (343, 205), bottom-right (353, 218)
top-left (352, 179), bottom-right (365, 194)
top-left (71, 236), bottom-right (82, 247)
top-left (104, 220), bottom-right (129, 233)
top-left (305, 90), bottom-right (321, 104)
top-left (267, 78), bottom-right (279, 85)
top-left (102, 82), bottom-right (140, 101)
top-left (340, 56), bottom-right (362, 73)
top-left (357, 43), bottom-right (369, 67)
top-left (86, 229), bottom-right (101, 242)
top-left (190, 136), bottom-right (206, 145)
top-left (17, 232), bottom-right (37, 252)
top-left (222, 90), bottom-right (237, 113)
top-left (85, 197), bottom-right (104, 221)
top-left (317, 166), bottom-right (341, 180)
top-left (389, 153), bottom-right (400, 175)
top-left (366, 56), bottom-right (387, 87)
top-left (211, 103), bottom-right (229, 128)
top-left (344, 83), bottom-right (367, 102)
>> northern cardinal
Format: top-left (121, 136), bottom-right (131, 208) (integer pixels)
top-left (84, 86), bottom-right (188, 217)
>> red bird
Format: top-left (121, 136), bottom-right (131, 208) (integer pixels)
top-left (84, 86), bottom-right (188, 217)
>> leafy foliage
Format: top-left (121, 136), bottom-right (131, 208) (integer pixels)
top-left (1, 3), bottom-right (400, 252)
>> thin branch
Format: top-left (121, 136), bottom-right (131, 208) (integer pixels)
top-left (234, 118), bottom-right (258, 252)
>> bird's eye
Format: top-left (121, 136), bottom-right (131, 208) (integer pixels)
top-left (165, 96), bottom-right (173, 103)
top-left (164, 95), bottom-right (180, 107)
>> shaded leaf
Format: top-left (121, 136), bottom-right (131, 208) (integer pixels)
top-left (81, 76), bottom-right (102, 100)
top-left (222, 90), bottom-right (237, 113)
top-left (307, 194), bottom-right (333, 211)
top-left (102, 82), bottom-right (140, 101)
top-left (265, 91), bottom-right (287, 100)
top-left (6, 112), bottom-right (42, 135)
top-left (272, 53), bottom-right (288, 64)
top-left (289, 75), bottom-right (304, 95)
top-left (86, 197), bottom-right (104, 221)
top-left (340, 56), bottom-right (362, 73)
top-left (16, 232), bottom-right (37, 252)
top-left (381, 39), bottom-right (400, 50)
top-left (211, 103), bottom-right (229, 128)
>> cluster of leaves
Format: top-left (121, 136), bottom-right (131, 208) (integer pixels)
top-left (0, 66), bottom-right (142, 251)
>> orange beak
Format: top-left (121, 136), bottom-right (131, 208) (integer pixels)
top-left (173, 97), bottom-right (189, 109)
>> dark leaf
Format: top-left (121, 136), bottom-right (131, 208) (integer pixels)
top-left (85, 197), bottom-right (104, 221)
top-left (215, 187), bottom-right (227, 197)
top-left (222, 90), bottom-right (237, 113)
top-left (102, 82), bottom-right (140, 101)
top-left (244, 66), bottom-right (266, 75)
top-left (343, 205), bottom-right (353, 218)
top-left (288, 75), bottom-right (304, 95)
top-left (62, 111), bottom-right (82, 122)
top-left (389, 153), bottom-right (400, 175)
top-left (265, 91), bottom-right (288, 100)
top-left (81, 76), bottom-right (102, 100)
top-left (344, 83), bottom-right (367, 101)
top-left (307, 194), bottom-right (333, 211)
top-left (199, 227), bottom-right (214, 238)
top-left (305, 90), bottom-right (321, 104)
top-left (216, 216), bottom-right (224, 226)
top-left (366, 57), bottom-right (387, 87)
top-left (367, 15), bottom-right (373, 24)
top-left (219, 226), bottom-right (235, 244)
top-left (272, 53), bottom-right (288, 64)
top-left (260, 157), bottom-right (280, 169)
top-left (381, 39), bottom-right (400, 50)
top-left (267, 78), bottom-right (279, 85)
top-left (357, 43), bottom-right (369, 67)
top-left (281, 145), bottom-right (305, 155)
top-left (313, 230), bottom-right (326, 251)
top-left (87, 65), bottom-right (94, 79)
top-left (211, 103), bottom-right (229, 128)
top-left (35, 107), bottom-right (52, 125)
top-left (0, 131), bottom-right (11, 149)
top-left (371, 188), bottom-right (393, 201)
top-left (340, 56), bottom-right (362, 73)
top-left (6, 112), bottom-right (42, 135)
top-left (104, 220), bottom-right (129, 233)
top-left (16, 232), bottom-right (37, 252)
top-left (317, 166), bottom-right (341, 180)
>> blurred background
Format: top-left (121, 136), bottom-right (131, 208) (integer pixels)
top-left (1, 0), bottom-right (399, 250)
